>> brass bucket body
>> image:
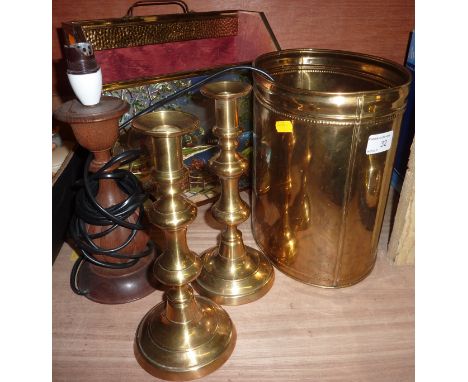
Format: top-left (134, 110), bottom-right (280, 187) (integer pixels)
top-left (252, 49), bottom-right (411, 287)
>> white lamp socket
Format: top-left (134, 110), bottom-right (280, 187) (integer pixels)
top-left (67, 68), bottom-right (102, 106)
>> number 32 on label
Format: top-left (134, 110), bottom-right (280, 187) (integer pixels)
top-left (366, 131), bottom-right (393, 155)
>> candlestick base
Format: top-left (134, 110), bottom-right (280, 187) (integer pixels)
top-left (75, 251), bottom-right (157, 304)
top-left (194, 246), bottom-right (274, 306)
top-left (134, 295), bottom-right (236, 381)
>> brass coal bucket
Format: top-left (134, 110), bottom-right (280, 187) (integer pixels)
top-left (251, 49), bottom-right (411, 287)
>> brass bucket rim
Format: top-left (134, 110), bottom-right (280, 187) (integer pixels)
top-left (253, 48), bottom-right (412, 97)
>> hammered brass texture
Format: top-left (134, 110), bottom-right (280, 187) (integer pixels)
top-left (131, 110), bottom-right (236, 380)
top-left (252, 49), bottom-right (411, 288)
top-left (63, 12), bottom-right (238, 51)
top-left (194, 81), bottom-right (274, 306)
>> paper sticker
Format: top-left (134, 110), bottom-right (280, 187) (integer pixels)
top-left (70, 250), bottom-right (79, 262)
top-left (276, 120), bottom-right (293, 133)
top-left (366, 131), bottom-right (393, 155)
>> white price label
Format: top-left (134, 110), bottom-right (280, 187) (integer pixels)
top-left (366, 131), bottom-right (393, 155)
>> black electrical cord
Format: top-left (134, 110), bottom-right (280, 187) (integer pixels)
top-left (119, 65), bottom-right (274, 132)
top-left (70, 65), bottom-right (274, 295)
top-left (69, 149), bottom-right (154, 295)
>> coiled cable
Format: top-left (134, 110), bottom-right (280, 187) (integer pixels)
top-left (69, 149), bottom-right (154, 295)
top-left (70, 65), bottom-right (274, 295)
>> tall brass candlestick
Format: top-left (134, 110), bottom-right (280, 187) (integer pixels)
top-left (194, 81), bottom-right (274, 305)
top-left (132, 110), bottom-right (236, 381)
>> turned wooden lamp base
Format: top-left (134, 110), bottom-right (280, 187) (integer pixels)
top-left (75, 252), bottom-right (157, 304)
top-left (54, 96), bottom-right (158, 304)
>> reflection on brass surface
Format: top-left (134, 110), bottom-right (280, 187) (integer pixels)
top-left (265, 128), bottom-right (313, 266)
top-left (63, 12), bottom-right (238, 51)
top-left (358, 154), bottom-right (383, 231)
top-left (103, 69), bottom-right (208, 92)
top-left (252, 49), bottom-right (411, 288)
top-left (194, 81), bottom-right (274, 305)
top-left (131, 110), bottom-right (235, 380)
top-left (268, 132), bottom-right (297, 266)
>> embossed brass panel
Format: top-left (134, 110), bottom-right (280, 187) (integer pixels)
top-left (252, 49), bottom-right (411, 287)
top-left (63, 11), bottom-right (238, 51)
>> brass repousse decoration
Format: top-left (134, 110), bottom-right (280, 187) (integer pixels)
top-left (194, 81), bottom-right (274, 305)
top-left (132, 110), bottom-right (236, 381)
top-left (63, 12), bottom-right (238, 51)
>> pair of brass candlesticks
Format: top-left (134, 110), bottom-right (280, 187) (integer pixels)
top-left (132, 81), bottom-right (274, 380)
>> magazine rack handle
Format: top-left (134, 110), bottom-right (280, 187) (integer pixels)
top-left (126, 0), bottom-right (190, 16)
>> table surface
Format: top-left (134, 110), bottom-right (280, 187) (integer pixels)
top-left (52, 192), bottom-right (414, 382)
